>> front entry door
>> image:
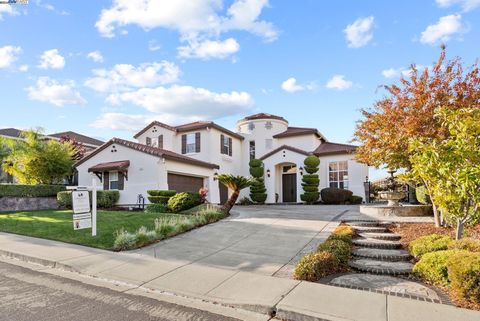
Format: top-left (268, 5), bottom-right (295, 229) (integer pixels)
top-left (282, 173), bottom-right (297, 202)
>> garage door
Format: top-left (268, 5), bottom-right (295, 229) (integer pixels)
top-left (167, 173), bottom-right (204, 193)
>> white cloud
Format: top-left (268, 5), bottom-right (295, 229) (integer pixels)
top-left (26, 77), bottom-right (86, 107)
top-left (420, 14), bottom-right (463, 45)
top-left (326, 75), bottom-right (353, 90)
top-left (19, 64), bottom-right (29, 72)
top-left (0, 5), bottom-right (18, 20)
top-left (0, 45), bottom-right (22, 69)
top-left (344, 16), bottom-right (374, 48)
top-left (435, 0), bottom-right (480, 11)
top-left (178, 37), bottom-right (240, 60)
top-left (38, 49), bottom-right (65, 69)
top-left (84, 61), bottom-right (180, 93)
top-left (281, 77), bottom-right (315, 93)
top-left (105, 85), bottom-right (253, 118)
top-left (87, 51), bottom-right (104, 63)
top-left (148, 40), bottom-right (161, 51)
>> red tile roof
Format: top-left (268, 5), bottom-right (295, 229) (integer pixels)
top-left (49, 131), bottom-right (104, 146)
top-left (273, 126), bottom-right (322, 139)
top-left (88, 160), bottom-right (130, 172)
top-left (312, 142), bottom-right (357, 156)
top-left (259, 145), bottom-right (311, 160)
top-left (240, 113), bottom-right (288, 123)
top-left (133, 121), bottom-right (176, 138)
top-left (76, 138), bottom-right (220, 169)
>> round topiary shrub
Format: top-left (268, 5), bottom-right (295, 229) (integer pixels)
top-left (409, 234), bottom-right (454, 259)
top-left (301, 156), bottom-right (320, 203)
top-left (415, 185), bottom-right (431, 205)
top-left (249, 159), bottom-right (267, 204)
top-left (293, 251), bottom-right (339, 281)
top-left (413, 250), bottom-right (466, 286)
top-left (448, 251), bottom-right (480, 304)
top-left (167, 192), bottom-right (200, 213)
top-left (320, 187), bottom-right (353, 204)
top-left (448, 238), bottom-right (480, 252)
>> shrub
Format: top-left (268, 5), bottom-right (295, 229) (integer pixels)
top-left (135, 226), bottom-right (157, 247)
top-left (334, 225), bottom-right (355, 238)
top-left (415, 185), bottom-right (432, 205)
top-left (294, 251), bottom-right (339, 281)
top-left (249, 159), bottom-right (267, 204)
top-left (113, 228), bottom-right (137, 251)
top-left (328, 233), bottom-right (353, 245)
top-left (317, 239), bottom-right (351, 264)
top-left (448, 238), bottom-right (480, 252)
top-left (57, 190), bottom-right (119, 209)
top-left (320, 188), bottom-right (353, 204)
top-left (409, 234), bottom-right (454, 258)
top-left (348, 195), bottom-right (363, 204)
top-left (413, 250), bottom-right (465, 286)
top-left (238, 196), bottom-right (254, 205)
top-left (154, 217), bottom-right (177, 237)
top-left (301, 156), bottom-right (320, 204)
top-left (167, 192), bottom-right (201, 213)
top-left (145, 203), bottom-right (168, 213)
top-left (199, 187), bottom-right (208, 203)
top-left (147, 190), bottom-right (176, 204)
top-left (1, 184), bottom-right (66, 198)
top-left (448, 252), bottom-right (480, 304)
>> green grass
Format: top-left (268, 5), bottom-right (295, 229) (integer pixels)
top-left (0, 210), bottom-right (178, 250)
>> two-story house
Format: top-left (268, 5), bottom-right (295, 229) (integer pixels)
top-left (75, 113), bottom-right (368, 205)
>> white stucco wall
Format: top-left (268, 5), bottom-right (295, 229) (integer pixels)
top-left (136, 125), bottom-right (175, 150)
top-left (276, 134), bottom-right (320, 152)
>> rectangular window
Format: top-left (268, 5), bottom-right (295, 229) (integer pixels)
top-left (265, 139), bottom-right (273, 150)
top-left (109, 171), bottom-right (119, 190)
top-left (186, 133), bottom-right (196, 153)
top-left (221, 135), bottom-right (230, 155)
top-left (249, 141), bottom-right (255, 160)
top-left (146, 137), bottom-right (152, 146)
top-left (329, 161), bottom-right (349, 189)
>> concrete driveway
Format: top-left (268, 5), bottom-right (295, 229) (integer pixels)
top-left (137, 205), bottom-right (355, 277)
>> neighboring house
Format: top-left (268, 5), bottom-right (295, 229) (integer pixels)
top-left (76, 113), bottom-right (368, 205)
top-left (0, 128), bottom-right (104, 183)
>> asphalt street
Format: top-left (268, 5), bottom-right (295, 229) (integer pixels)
top-left (0, 261), bottom-right (243, 321)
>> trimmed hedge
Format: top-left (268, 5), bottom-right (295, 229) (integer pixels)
top-left (320, 187), bottom-right (353, 204)
top-left (448, 238), bottom-right (480, 252)
top-left (0, 184), bottom-right (66, 198)
top-left (348, 195), bottom-right (363, 204)
top-left (167, 192), bottom-right (200, 213)
top-left (147, 190), bottom-right (176, 205)
top-left (448, 252), bottom-right (480, 303)
top-left (57, 190), bottom-right (119, 209)
top-left (409, 234), bottom-right (454, 259)
top-left (294, 251), bottom-right (339, 281)
top-left (147, 190), bottom-right (176, 197)
top-left (413, 250), bottom-right (464, 286)
top-left (317, 239), bottom-right (351, 264)
top-left (145, 203), bottom-right (168, 213)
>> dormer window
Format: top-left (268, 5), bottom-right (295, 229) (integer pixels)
top-left (265, 121), bottom-right (272, 130)
top-left (248, 122), bottom-right (255, 131)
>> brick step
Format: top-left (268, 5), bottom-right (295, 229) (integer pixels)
top-left (351, 226), bottom-right (387, 233)
top-left (353, 238), bottom-right (402, 249)
top-left (358, 232), bottom-right (401, 241)
top-left (345, 221), bottom-right (389, 227)
top-left (349, 259), bottom-right (413, 276)
top-left (353, 248), bottom-right (411, 262)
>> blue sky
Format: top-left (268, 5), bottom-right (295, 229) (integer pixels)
top-left (1, 0), bottom-right (479, 178)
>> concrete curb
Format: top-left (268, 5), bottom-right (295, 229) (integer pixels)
top-left (0, 248), bottom-right (79, 273)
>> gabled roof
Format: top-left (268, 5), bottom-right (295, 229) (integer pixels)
top-left (134, 120), bottom-right (244, 140)
top-left (312, 142), bottom-right (357, 156)
top-left (76, 138), bottom-right (219, 169)
top-left (0, 128), bottom-right (23, 138)
top-left (259, 145), bottom-right (311, 161)
top-left (239, 113), bottom-right (288, 123)
top-left (273, 126), bottom-right (324, 139)
top-left (49, 131), bottom-right (104, 146)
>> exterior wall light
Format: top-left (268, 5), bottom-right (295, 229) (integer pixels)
top-left (213, 172), bottom-right (219, 181)
top-left (266, 169), bottom-right (271, 177)
top-left (299, 167), bottom-right (304, 176)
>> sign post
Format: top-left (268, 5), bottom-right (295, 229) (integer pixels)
top-left (68, 178), bottom-right (97, 237)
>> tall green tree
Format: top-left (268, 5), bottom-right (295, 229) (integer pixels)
top-left (409, 108), bottom-right (480, 239)
top-left (217, 174), bottom-right (252, 214)
top-left (2, 130), bottom-right (75, 184)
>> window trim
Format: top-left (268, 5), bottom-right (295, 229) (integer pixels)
top-left (221, 135), bottom-right (231, 156)
top-left (185, 133), bottom-right (196, 154)
top-left (328, 161), bottom-right (349, 189)
top-left (109, 171), bottom-right (119, 190)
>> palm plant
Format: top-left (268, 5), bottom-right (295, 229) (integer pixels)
top-left (217, 174), bottom-right (253, 214)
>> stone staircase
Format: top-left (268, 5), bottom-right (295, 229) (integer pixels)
top-left (347, 221), bottom-right (413, 276)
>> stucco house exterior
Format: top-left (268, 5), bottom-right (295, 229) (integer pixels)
top-left (75, 113), bottom-right (368, 205)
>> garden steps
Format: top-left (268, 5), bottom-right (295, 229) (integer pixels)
top-left (351, 226), bottom-right (387, 233)
top-left (352, 238), bottom-right (402, 249)
top-left (349, 258), bottom-right (413, 276)
top-left (352, 248), bottom-right (411, 262)
top-left (358, 232), bottom-right (401, 241)
top-left (346, 221), bottom-right (390, 228)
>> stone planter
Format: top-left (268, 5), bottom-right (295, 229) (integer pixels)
top-left (360, 204), bottom-right (433, 217)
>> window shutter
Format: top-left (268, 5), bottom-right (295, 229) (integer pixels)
top-left (103, 172), bottom-right (109, 190)
top-left (118, 172), bottom-right (124, 190)
top-left (181, 134), bottom-right (187, 154)
top-left (228, 137), bottom-right (232, 156)
top-left (195, 132), bottom-right (201, 153)
top-left (220, 134), bottom-right (224, 154)
top-left (158, 135), bottom-right (163, 149)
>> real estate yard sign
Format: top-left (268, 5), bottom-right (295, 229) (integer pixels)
top-left (68, 179), bottom-right (97, 236)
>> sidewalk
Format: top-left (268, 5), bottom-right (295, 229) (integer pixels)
top-left (0, 232), bottom-right (479, 321)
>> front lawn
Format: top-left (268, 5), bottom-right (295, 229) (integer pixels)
top-left (0, 210), bottom-right (178, 250)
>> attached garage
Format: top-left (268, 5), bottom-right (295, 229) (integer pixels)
top-left (168, 173), bottom-right (204, 193)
